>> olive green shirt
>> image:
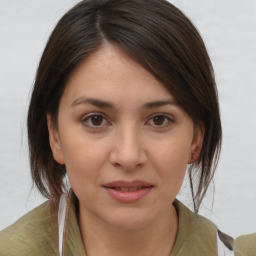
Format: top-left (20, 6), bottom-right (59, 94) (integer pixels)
top-left (0, 192), bottom-right (255, 255)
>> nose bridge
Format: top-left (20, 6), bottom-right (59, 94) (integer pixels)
top-left (110, 121), bottom-right (146, 170)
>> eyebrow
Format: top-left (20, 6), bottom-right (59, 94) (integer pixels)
top-left (71, 97), bottom-right (115, 108)
top-left (142, 99), bottom-right (178, 109)
top-left (71, 97), bottom-right (177, 109)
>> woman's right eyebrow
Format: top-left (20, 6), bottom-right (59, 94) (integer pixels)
top-left (71, 97), bottom-right (115, 108)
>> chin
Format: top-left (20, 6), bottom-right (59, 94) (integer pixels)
top-left (102, 208), bottom-right (155, 231)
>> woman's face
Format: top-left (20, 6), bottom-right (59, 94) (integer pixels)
top-left (48, 45), bottom-right (203, 230)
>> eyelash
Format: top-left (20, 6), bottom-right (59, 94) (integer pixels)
top-left (81, 113), bottom-right (173, 128)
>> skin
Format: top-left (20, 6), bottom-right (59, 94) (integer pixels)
top-left (47, 44), bottom-right (204, 256)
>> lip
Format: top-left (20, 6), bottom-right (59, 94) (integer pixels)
top-left (102, 180), bottom-right (154, 203)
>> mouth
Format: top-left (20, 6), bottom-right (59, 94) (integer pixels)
top-left (103, 180), bottom-right (154, 190)
top-left (110, 186), bottom-right (147, 192)
top-left (102, 180), bottom-right (154, 203)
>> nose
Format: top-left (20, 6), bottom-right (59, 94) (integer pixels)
top-left (109, 124), bottom-right (147, 171)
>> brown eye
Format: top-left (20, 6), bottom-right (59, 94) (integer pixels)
top-left (147, 114), bottom-right (173, 127)
top-left (153, 115), bottom-right (166, 125)
top-left (90, 115), bottom-right (103, 126)
top-left (83, 114), bottom-right (108, 128)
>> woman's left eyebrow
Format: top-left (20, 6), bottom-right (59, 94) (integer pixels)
top-left (142, 99), bottom-right (178, 109)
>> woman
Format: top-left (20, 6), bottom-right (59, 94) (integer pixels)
top-left (0, 0), bottom-right (254, 255)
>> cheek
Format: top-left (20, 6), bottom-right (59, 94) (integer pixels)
top-left (151, 139), bottom-right (191, 196)
top-left (60, 135), bottom-right (110, 184)
top-left (153, 138), bottom-right (191, 170)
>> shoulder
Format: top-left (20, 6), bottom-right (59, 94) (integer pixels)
top-left (234, 233), bottom-right (256, 256)
top-left (175, 199), bottom-right (217, 234)
top-left (0, 200), bottom-right (59, 256)
top-left (173, 200), bottom-right (218, 255)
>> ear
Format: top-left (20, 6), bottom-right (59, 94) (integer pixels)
top-left (188, 123), bottom-right (205, 164)
top-left (46, 114), bottom-right (65, 165)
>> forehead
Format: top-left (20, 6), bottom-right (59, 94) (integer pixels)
top-left (61, 45), bottom-right (174, 105)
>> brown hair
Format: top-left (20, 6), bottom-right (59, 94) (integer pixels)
top-left (27, 0), bottom-right (221, 212)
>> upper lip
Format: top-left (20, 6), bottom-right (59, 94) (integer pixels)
top-left (103, 180), bottom-right (153, 188)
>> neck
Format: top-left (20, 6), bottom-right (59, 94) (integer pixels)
top-left (78, 204), bottom-right (178, 256)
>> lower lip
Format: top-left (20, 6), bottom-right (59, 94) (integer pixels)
top-left (103, 187), bottom-right (153, 203)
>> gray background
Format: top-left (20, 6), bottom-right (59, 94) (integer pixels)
top-left (0, 0), bottom-right (255, 237)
